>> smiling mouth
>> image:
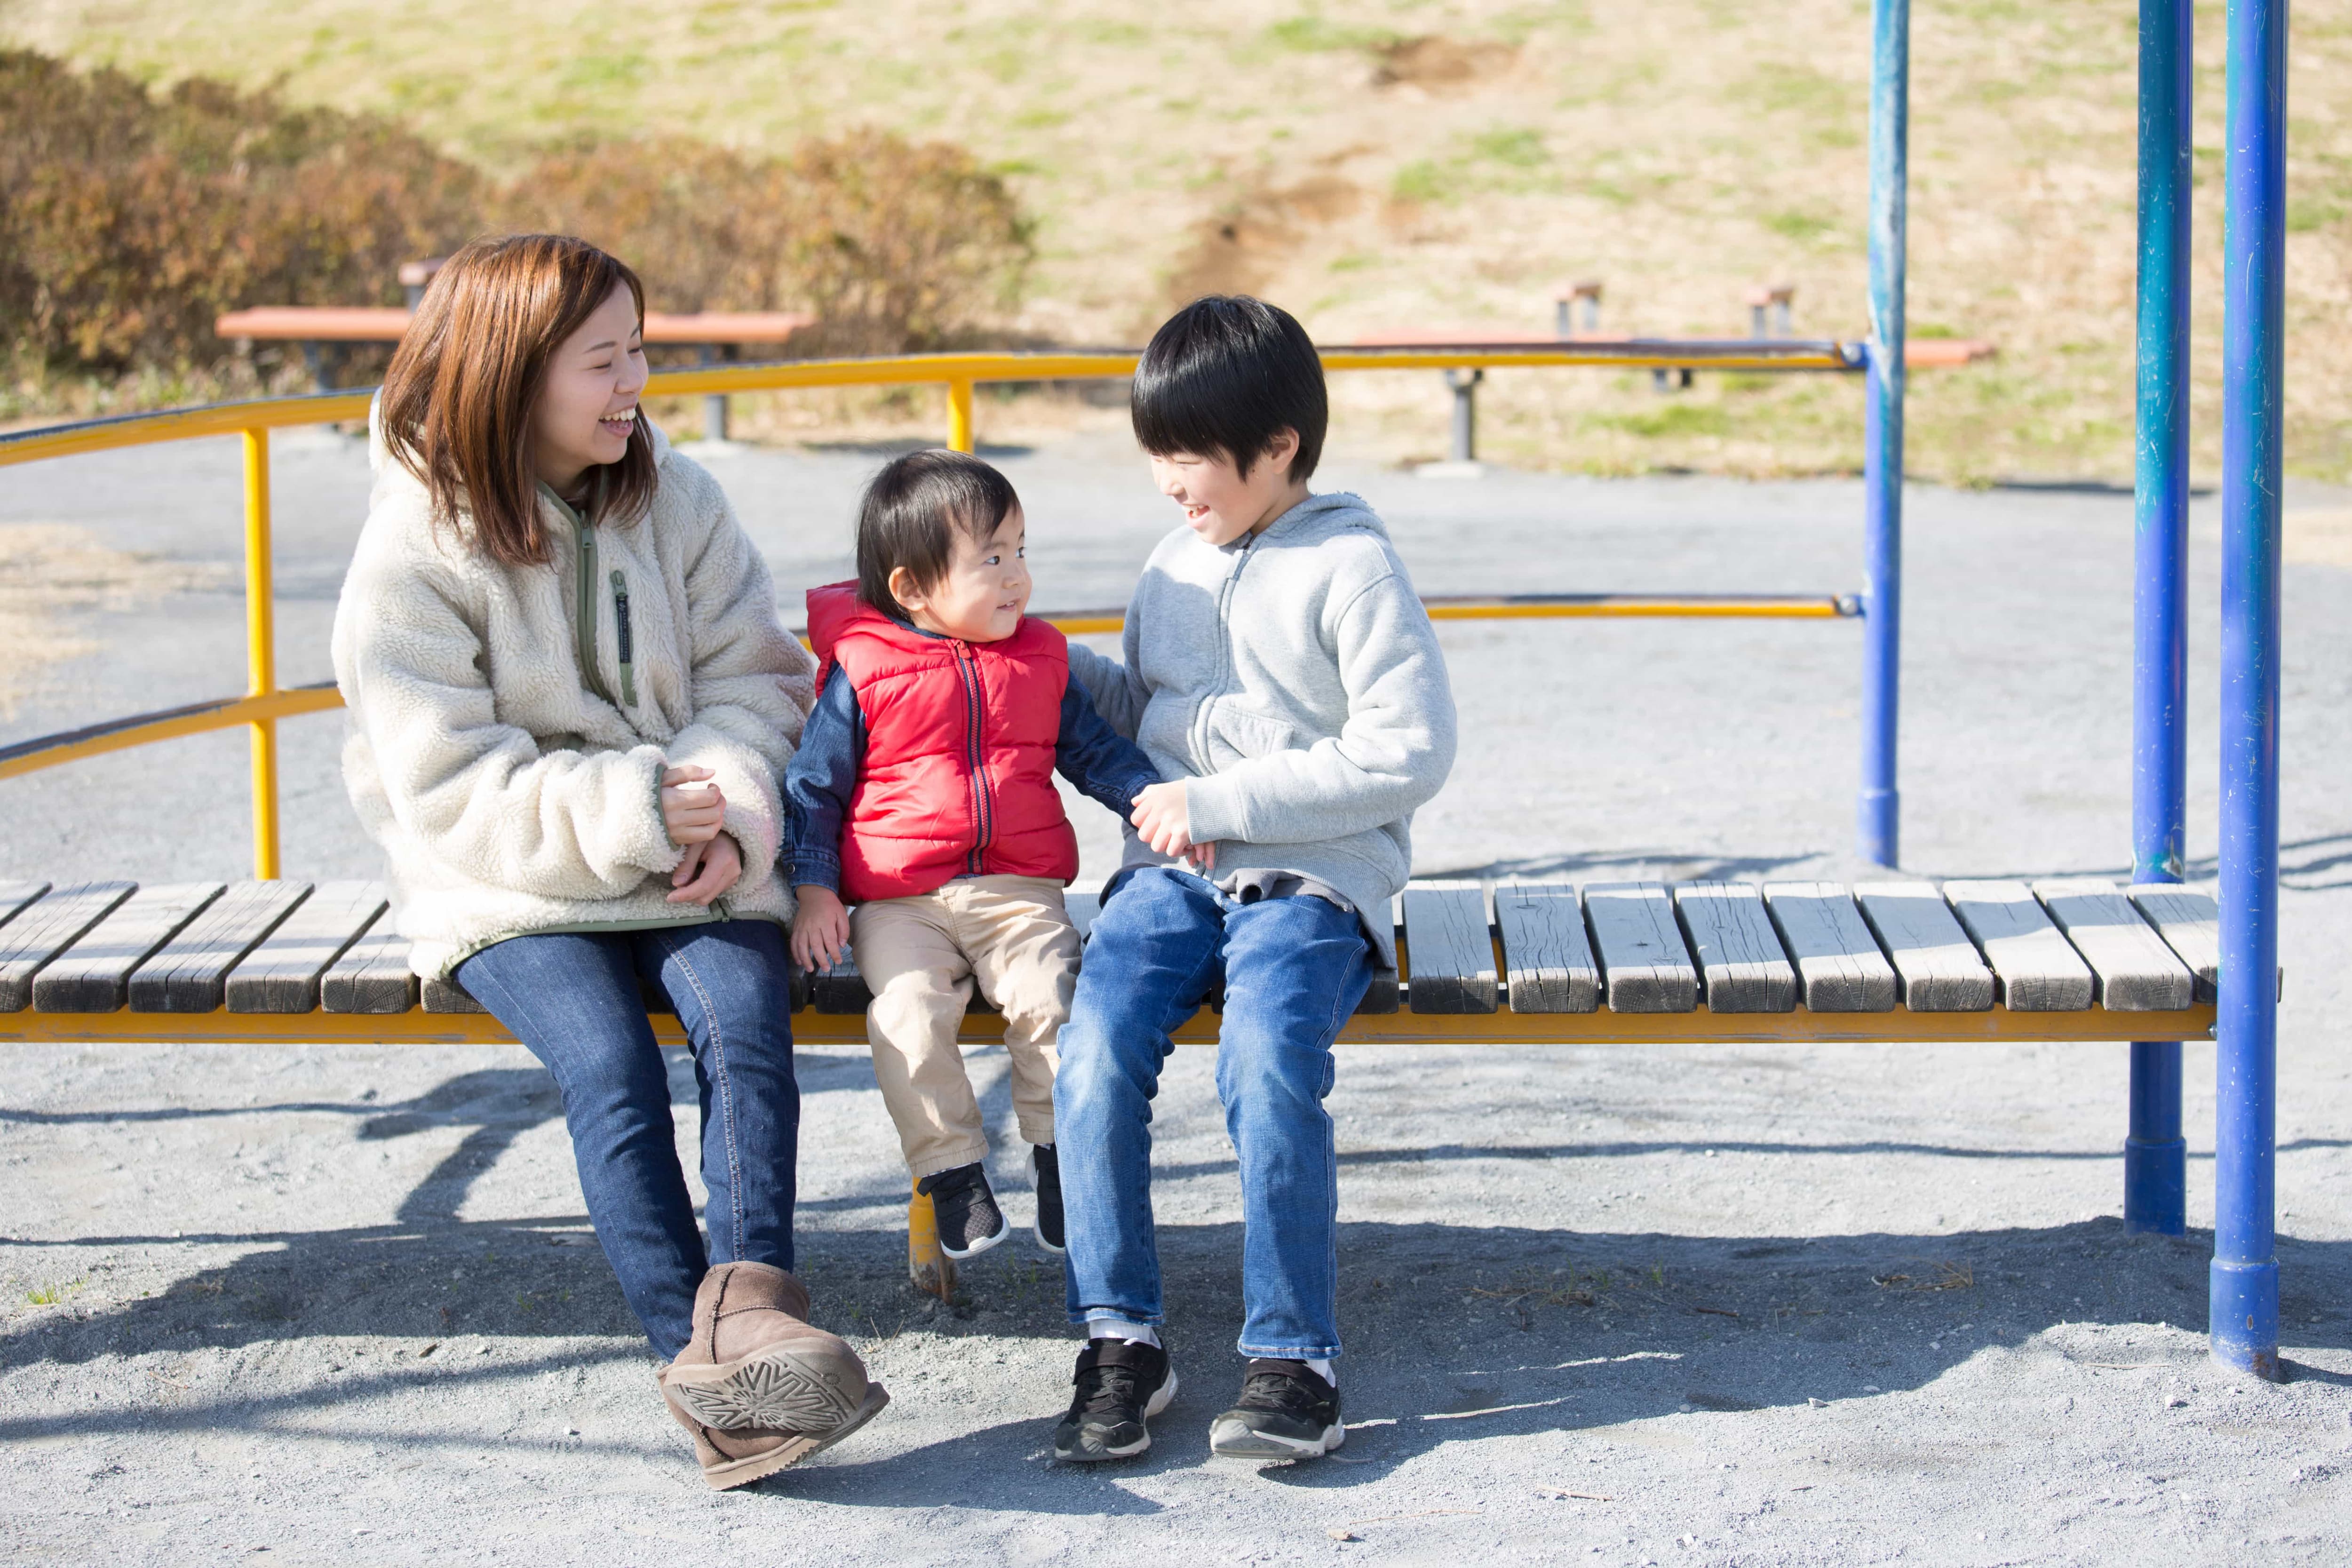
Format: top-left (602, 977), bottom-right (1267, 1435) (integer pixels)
top-left (599, 408), bottom-right (638, 436)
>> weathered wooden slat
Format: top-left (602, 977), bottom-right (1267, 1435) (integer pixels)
top-left (814, 942), bottom-right (873, 1014)
top-left (1583, 882), bottom-right (1699, 1012)
top-left (1493, 881), bottom-right (1600, 1013)
top-left (0, 882), bottom-right (135, 1011)
top-left (1402, 883), bottom-right (1496, 1014)
top-left (2126, 886), bottom-right (2221, 1001)
top-left (320, 929), bottom-right (418, 1014)
top-left (225, 881), bottom-right (389, 1013)
top-left (422, 975), bottom-right (484, 1013)
top-left (128, 881), bottom-right (311, 1013)
top-left (2031, 877), bottom-right (2195, 1011)
top-left (1852, 882), bottom-right (1996, 1012)
top-left (1941, 879), bottom-right (2094, 1011)
top-left (1762, 882), bottom-right (1898, 1012)
top-left (33, 883), bottom-right (225, 1012)
top-left (1674, 882), bottom-right (1797, 1013)
top-left (0, 882), bottom-right (52, 933)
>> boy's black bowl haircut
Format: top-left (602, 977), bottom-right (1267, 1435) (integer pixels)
top-left (855, 449), bottom-right (1019, 616)
top-left (1132, 295), bottom-right (1328, 484)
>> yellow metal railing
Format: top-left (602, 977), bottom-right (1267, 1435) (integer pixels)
top-left (0, 342), bottom-right (1866, 880)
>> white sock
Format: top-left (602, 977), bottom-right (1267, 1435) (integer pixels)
top-left (1307, 1357), bottom-right (1337, 1386)
top-left (1086, 1316), bottom-right (1161, 1348)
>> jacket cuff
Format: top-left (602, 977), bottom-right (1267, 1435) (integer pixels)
top-left (1184, 773), bottom-right (1247, 845)
top-left (791, 848), bottom-right (843, 895)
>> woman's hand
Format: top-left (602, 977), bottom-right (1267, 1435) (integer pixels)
top-left (662, 764), bottom-right (727, 845)
top-left (667, 832), bottom-right (742, 905)
top-left (791, 884), bottom-right (850, 971)
top-left (1130, 780), bottom-right (1194, 859)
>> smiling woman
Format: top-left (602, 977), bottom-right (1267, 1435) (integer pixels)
top-left (334, 232), bottom-right (890, 1488)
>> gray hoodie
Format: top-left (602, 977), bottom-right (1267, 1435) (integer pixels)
top-left (1067, 491), bottom-right (1457, 967)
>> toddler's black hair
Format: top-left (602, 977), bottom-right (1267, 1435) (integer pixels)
top-left (855, 449), bottom-right (1019, 616)
top-left (1131, 295), bottom-right (1327, 483)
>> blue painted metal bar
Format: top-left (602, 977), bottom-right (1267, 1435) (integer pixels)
top-left (1859, 0), bottom-right (1908, 868)
top-left (2212, 0), bottom-right (2286, 1379)
top-left (2127, 0), bottom-right (2194, 1237)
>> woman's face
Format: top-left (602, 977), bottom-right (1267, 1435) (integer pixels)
top-left (531, 283), bottom-right (650, 496)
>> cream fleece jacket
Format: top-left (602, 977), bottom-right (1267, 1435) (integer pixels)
top-left (332, 414), bottom-right (815, 979)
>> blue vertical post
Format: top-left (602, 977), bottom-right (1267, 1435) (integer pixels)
top-left (2212, 0), bottom-right (2286, 1379)
top-left (1859, 0), bottom-right (1908, 868)
top-left (2127, 0), bottom-right (2193, 1237)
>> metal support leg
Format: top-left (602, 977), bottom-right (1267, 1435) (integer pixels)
top-left (1445, 368), bottom-right (1483, 463)
top-left (908, 1180), bottom-right (955, 1300)
top-left (241, 427), bottom-right (280, 882)
top-left (1859, 0), bottom-right (1909, 869)
top-left (698, 344), bottom-right (729, 443)
top-left (2212, 0), bottom-right (2286, 1380)
top-left (2128, 0), bottom-right (2193, 1236)
top-left (300, 342), bottom-right (329, 394)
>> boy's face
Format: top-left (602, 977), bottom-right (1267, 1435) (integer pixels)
top-left (890, 506), bottom-right (1031, 643)
top-left (1147, 428), bottom-right (1304, 547)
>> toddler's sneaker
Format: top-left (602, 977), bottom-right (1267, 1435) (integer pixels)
top-left (1051, 1337), bottom-right (1176, 1462)
top-left (1028, 1143), bottom-right (1065, 1255)
top-left (917, 1162), bottom-right (1010, 1258)
top-left (1208, 1359), bottom-right (1343, 1459)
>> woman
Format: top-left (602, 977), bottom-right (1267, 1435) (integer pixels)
top-left (332, 233), bottom-right (885, 1489)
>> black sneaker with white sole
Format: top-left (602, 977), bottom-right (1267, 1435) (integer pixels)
top-left (1208, 1360), bottom-right (1344, 1458)
top-left (916, 1162), bottom-right (1010, 1258)
top-left (1051, 1338), bottom-right (1176, 1462)
top-left (1028, 1144), bottom-right (1065, 1255)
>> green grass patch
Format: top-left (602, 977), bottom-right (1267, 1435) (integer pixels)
top-left (1591, 402), bottom-right (1734, 439)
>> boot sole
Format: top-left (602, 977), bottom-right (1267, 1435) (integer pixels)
top-left (1208, 1416), bottom-right (1345, 1459)
top-left (1052, 1369), bottom-right (1177, 1462)
top-left (662, 1342), bottom-right (885, 1436)
top-left (695, 1383), bottom-right (892, 1491)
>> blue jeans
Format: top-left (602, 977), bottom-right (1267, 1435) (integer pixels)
top-left (1055, 866), bottom-right (1373, 1360)
top-left (457, 920), bottom-right (799, 1360)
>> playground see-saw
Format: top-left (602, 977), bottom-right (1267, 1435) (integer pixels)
top-left (0, 0), bottom-right (2296, 1375)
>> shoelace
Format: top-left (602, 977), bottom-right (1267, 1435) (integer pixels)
top-left (1073, 1362), bottom-right (1144, 1417)
top-left (1232, 1370), bottom-right (1319, 1414)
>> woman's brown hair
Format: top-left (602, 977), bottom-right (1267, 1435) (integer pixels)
top-left (378, 234), bottom-right (656, 566)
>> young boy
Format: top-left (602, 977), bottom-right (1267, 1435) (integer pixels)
top-left (1049, 297), bottom-right (1457, 1462)
top-left (785, 450), bottom-right (1162, 1259)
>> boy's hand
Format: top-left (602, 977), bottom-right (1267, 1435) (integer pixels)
top-left (667, 833), bottom-right (742, 905)
top-left (791, 884), bottom-right (850, 972)
top-left (661, 764), bottom-right (727, 845)
top-left (1185, 840), bottom-right (1218, 873)
top-left (1130, 780), bottom-right (1194, 859)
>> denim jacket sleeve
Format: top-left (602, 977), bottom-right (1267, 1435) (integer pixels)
top-left (781, 668), bottom-right (864, 893)
top-left (1056, 671), bottom-right (1162, 818)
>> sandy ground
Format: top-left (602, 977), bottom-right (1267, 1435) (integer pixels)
top-left (4, 427), bottom-right (2352, 1564)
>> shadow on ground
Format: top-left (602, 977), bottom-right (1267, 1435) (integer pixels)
top-left (7, 1064), bottom-right (2348, 1502)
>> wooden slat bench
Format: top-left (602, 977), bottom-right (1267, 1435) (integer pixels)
top-left (0, 872), bottom-right (2222, 1301)
top-left (0, 876), bottom-right (2218, 1048)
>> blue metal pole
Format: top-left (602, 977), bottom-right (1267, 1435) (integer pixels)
top-left (1859, 0), bottom-right (1908, 868)
top-left (2126, 0), bottom-right (2194, 1237)
top-left (2212, 0), bottom-right (2286, 1379)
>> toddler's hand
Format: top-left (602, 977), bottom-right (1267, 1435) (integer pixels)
top-left (667, 833), bottom-right (742, 906)
top-left (661, 764), bottom-right (726, 845)
top-left (1130, 780), bottom-right (1193, 859)
top-left (791, 884), bottom-right (851, 972)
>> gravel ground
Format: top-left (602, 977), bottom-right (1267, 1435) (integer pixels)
top-left (3, 427), bottom-right (2351, 1565)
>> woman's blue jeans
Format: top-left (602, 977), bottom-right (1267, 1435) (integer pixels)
top-left (1054, 867), bottom-right (1373, 1361)
top-left (457, 919), bottom-right (798, 1360)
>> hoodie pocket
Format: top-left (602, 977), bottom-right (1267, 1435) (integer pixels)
top-left (609, 569), bottom-right (637, 708)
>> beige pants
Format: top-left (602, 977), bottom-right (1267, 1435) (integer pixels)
top-left (850, 875), bottom-right (1079, 1179)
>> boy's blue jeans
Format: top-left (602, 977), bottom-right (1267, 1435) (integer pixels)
top-left (1055, 866), bottom-right (1374, 1360)
top-left (456, 920), bottom-right (799, 1361)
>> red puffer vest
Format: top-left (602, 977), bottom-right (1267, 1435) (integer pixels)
top-left (805, 581), bottom-right (1079, 903)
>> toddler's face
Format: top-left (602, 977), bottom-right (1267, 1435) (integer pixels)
top-left (892, 507), bottom-right (1031, 643)
top-left (1147, 431), bottom-right (1302, 546)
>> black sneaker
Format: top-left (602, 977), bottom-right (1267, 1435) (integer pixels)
top-left (1029, 1144), bottom-right (1065, 1255)
top-left (1051, 1338), bottom-right (1177, 1462)
top-left (917, 1162), bottom-right (1010, 1258)
top-left (1208, 1359), bottom-right (1344, 1458)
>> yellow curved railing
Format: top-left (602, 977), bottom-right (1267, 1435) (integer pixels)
top-left (0, 342), bottom-right (1866, 878)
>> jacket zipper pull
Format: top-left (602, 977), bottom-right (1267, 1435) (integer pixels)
top-left (609, 568), bottom-right (636, 707)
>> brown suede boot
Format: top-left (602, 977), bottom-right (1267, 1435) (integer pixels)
top-left (657, 1262), bottom-right (889, 1489)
